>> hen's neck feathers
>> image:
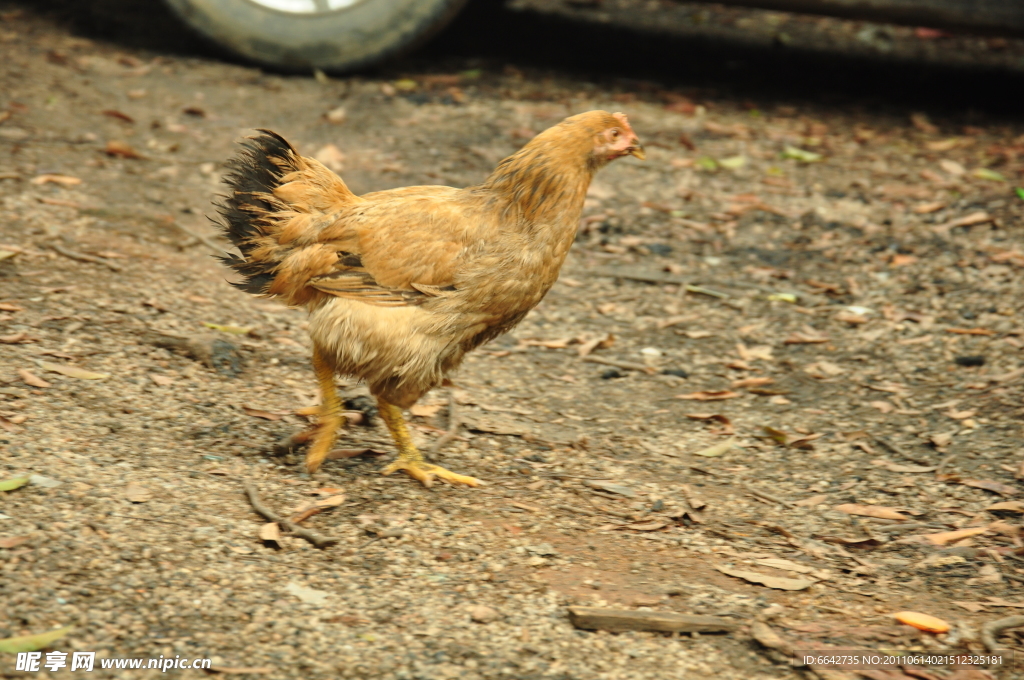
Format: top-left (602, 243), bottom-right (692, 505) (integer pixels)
top-left (476, 124), bottom-right (598, 230)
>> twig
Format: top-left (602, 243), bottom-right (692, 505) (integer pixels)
top-left (50, 243), bottom-right (122, 272)
top-left (426, 390), bottom-right (460, 454)
top-left (242, 481), bottom-right (339, 549)
top-left (738, 483), bottom-right (795, 508)
top-left (555, 503), bottom-right (599, 517)
top-left (872, 436), bottom-right (932, 466)
top-left (583, 356), bottom-right (657, 375)
top-left (170, 221), bottom-right (228, 255)
top-left (981, 615), bottom-right (1024, 653)
top-left (107, 513), bottom-right (187, 527)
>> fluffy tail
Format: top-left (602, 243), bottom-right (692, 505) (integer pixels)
top-left (216, 130), bottom-right (357, 306)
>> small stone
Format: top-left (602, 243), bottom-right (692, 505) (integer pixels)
top-left (468, 605), bottom-right (501, 623)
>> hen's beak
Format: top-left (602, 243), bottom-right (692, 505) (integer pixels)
top-left (629, 141), bottom-right (646, 160)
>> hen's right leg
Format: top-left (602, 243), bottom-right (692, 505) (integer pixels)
top-left (305, 346), bottom-right (345, 473)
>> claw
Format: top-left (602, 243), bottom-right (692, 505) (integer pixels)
top-left (380, 460), bottom-right (482, 488)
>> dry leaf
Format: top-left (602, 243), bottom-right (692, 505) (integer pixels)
top-left (795, 494), bottom-right (828, 507)
top-left (583, 480), bottom-right (637, 497)
top-left (892, 611), bottom-right (949, 633)
top-left (0, 302), bottom-right (25, 312)
top-left (953, 601), bottom-right (986, 613)
top-left (784, 331), bottom-right (829, 344)
top-left (692, 437), bottom-right (737, 458)
top-left (18, 368), bottom-right (51, 388)
top-left (314, 494), bottom-right (346, 508)
top-left (0, 626), bottom-right (73, 654)
top-left (804, 361), bottom-right (844, 378)
top-left (930, 432), bottom-right (954, 448)
top-left (242, 405), bottom-right (282, 421)
top-left (618, 521), bottom-right (668, 532)
top-left (0, 536), bottom-right (29, 549)
top-left (684, 413), bottom-right (733, 433)
top-left (577, 333), bottom-right (614, 356)
top-left (314, 143), bottom-right (345, 172)
top-left (105, 140), bottom-right (142, 158)
top-left (258, 522), bottom-right (281, 543)
top-left (716, 565), bottom-right (814, 590)
top-left (961, 479), bottom-right (1018, 496)
top-left (871, 459), bottom-right (937, 473)
top-left (675, 390), bottom-right (742, 401)
top-left (124, 482), bottom-right (152, 503)
top-left (985, 597), bottom-right (1024, 608)
top-left (30, 173), bottom-right (82, 186)
top-left (736, 343), bottom-right (773, 361)
top-left (834, 504), bottom-right (908, 520)
top-left (920, 526), bottom-right (988, 545)
top-left (732, 377), bottom-right (774, 389)
top-left (753, 558), bottom-right (816, 575)
top-left (409, 403), bottom-right (443, 417)
top-left (148, 373), bottom-right (174, 386)
top-left (985, 501), bottom-right (1024, 513)
top-left (40, 361), bottom-right (109, 380)
top-left (869, 400), bottom-right (895, 413)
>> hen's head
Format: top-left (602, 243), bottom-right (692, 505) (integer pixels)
top-left (548, 110), bottom-right (645, 165)
top-left (592, 111), bottom-right (645, 162)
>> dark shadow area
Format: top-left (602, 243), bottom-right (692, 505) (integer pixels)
top-left (10, 0), bottom-right (1024, 118)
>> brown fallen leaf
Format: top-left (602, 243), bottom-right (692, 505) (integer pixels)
top-left (920, 526), bottom-right (989, 546)
top-left (105, 140), bottom-right (142, 159)
top-left (732, 376), bottom-right (774, 389)
top-left (954, 601), bottom-right (987, 613)
top-left (961, 479), bottom-right (1018, 497)
top-left (40, 361), bottom-right (109, 380)
top-left (0, 536), bottom-right (29, 549)
top-left (18, 369), bottom-right (51, 388)
top-left (30, 173), bottom-right (82, 186)
top-left (258, 522), bottom-right (281, 543)
top-left (692, 437), bottom-right (737, 458)
top-left (241, 405), bottom-right (282, 421)
top-left (148, 373), bottom-right (174, 386)
top-left (795, 494), bottom-right (828, 507)
top-left (985, 501), bottom-right (1024, 513)
top-left (0, 302), bottom-right (24, 312)
top-left (577, 332), bottom-right (614, 356)
top-left (871, 459), bottom-right (937, 473)
top-left (102, 109), bottom-right (135, 123)
top-left (519, 337), bottom-right (572, 349)
top-left (893, 611), bottom-right (949, 633)
top-left (0, 333), bottom-right (37, 344)
top-left (784, 331), bottom-right (829, 344)
top-left (675, 390), bottom-right (742, 401)
top-left (685, 413), bottom-right (732, 426)
top-left (124, 482), bottom-right (152, 503)
top-left (314, 494), bottom-right (346, 509)
top-left (617, 521), bottom-right (668, 532)
top-left (834, 504), bottom-right (908, 521)
top-left (946, 327), bottom-right (996, 336)
top-left (716, 565), bottom-right (814, 590)
top-left (409, 403), bottom-right (443, 417)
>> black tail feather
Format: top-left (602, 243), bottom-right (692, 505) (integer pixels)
top-left (215, 129), bottom-right (298, 294)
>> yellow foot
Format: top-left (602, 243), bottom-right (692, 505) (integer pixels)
top-left (380, 460), bottom-right (483, 488)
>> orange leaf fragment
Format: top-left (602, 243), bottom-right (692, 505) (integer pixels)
top-left (834, 504), bottom-right (908, 521)
top-left (893, 611), bottom-right (949, 634)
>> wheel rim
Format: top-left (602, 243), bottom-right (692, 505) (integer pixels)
top-left (243, 0), bottom-right (366, 14)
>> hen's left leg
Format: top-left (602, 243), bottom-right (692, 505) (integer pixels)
top-left (377, 398), bottom-right (481, 487)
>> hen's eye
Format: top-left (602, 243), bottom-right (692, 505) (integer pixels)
top-left (610, 129), bottom-right (620, 139)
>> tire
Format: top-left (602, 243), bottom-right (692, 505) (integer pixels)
top-left (162, 0), bottom-right (471, 72)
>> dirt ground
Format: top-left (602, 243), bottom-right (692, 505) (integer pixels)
top-left (2, 2), bottom-right (1024, 679)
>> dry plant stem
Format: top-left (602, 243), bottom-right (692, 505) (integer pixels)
top-left (170, 221), bottom-right (228, 255)
top-left (425, 390), bottom-right (460, 454)
top-left (981, 614), bottom-right (1024, 653)
top-left (739, 483), bottom-right (795, 509)
top-left (242, 481), bottom-right (339, 548)
top-left (582, 355), bottom-right (657, 374)
top-left (51, 243), bottom-right (122, 272)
